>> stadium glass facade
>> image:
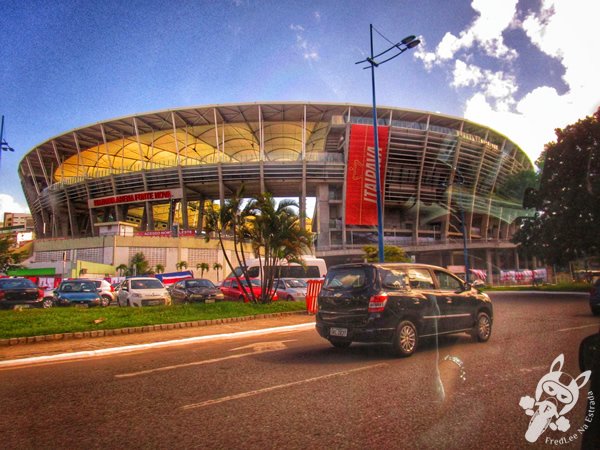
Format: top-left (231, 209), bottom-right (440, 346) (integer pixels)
top-left (19, 102), bottom-right (534, 280)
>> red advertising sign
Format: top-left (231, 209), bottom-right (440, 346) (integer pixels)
top-left (88, 188), bottom-right (183, 208)
top-left (345, 124), bottom-right (390, 225)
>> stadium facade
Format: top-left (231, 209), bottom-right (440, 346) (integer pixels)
top-left (18, 102), bottom-right (534, 282)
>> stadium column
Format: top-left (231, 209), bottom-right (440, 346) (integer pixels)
top-left (486, 249), bottom-right (493, 285)
top-left (300, 104), bottom-right (307, 231)
top-left (316, 184), bottom-right (330, 249)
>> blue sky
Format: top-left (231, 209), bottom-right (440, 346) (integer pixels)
top-left (1, 0), bottom-right (599, 218)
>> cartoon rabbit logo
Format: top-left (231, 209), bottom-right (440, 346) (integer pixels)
top-left (519, 354), bottom-right (591, 443)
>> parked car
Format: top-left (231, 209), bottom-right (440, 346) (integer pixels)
top-left (220, 277), bottom-right (278, 302)
top-left (316, 263), bottom-right (492, 356)
top-left (54, 279), bottom-right (106, 307)
top-left (117, 277), bottom-right (171, 307)
top-left (0, 277), bottom-right (49, 309)
top-left (274, 278), bottom-right (307, 301)
top-left (590, 278), bottom-right (600, 316)
top-left (170, 278), bottom-right (224, 304)
top-left (86, 279), bottom-right (115, 305)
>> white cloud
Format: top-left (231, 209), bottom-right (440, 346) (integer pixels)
top-left (291, 24), bottom-right (319, 61)
top-left (418, 0), bottom-right (600, 164)
top-left (415, 0), bottom-right (518, 68)
top-left (0, 194), bottom-right (30, 222)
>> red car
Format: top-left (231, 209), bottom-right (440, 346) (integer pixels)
top-left (220, 278), bottom-right (278, 302)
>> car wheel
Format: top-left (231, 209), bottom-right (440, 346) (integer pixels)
top-left (238, 295), bottom-right (245, 302)
top-left (392, 320), bottom-right (418, 357)
top-left (472, 311), bottom-right (492, 342)
top-left (100, 296), bottom-right (110, 307)
top-left (42, 297), bottom-right (54, 308)
top-left (287, 295), bottom-right (294, 301)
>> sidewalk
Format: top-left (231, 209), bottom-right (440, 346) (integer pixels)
top-left (0, 313), bottom-right (316, 363)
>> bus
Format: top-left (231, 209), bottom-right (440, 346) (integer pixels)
top-left (228, 255), bottom-right (327, 280)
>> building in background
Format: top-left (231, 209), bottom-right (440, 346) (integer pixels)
top-left (18, 102), bottom-right (535, 283)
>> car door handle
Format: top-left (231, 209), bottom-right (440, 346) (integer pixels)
top-left (445, 297), bottom-right (453, 303)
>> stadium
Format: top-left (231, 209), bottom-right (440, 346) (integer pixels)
top-left (18, 102), bottom-right (533, 282)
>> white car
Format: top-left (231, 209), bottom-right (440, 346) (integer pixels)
top-left (117, 277), bottom-right (171, 307)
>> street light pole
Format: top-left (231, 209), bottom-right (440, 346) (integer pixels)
top-left (357, 26), bottom-right (420, 262)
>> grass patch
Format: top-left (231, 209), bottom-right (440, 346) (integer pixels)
top-left (0, 301), bottom-right (307, 340)
top-left (486, 282), bottom-right (591, 292)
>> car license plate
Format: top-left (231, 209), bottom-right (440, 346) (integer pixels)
top-left (147, 300), bottom-right (160, 306)
top-left (205, 298), bottom-right (215, 304)
top-left (330, 327), bottom-right (347, 337)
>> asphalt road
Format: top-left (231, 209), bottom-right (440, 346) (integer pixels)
top-left (0, 292), bottom-right (598, 449)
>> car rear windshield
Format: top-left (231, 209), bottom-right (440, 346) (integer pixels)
top-left (131, 279), bottom-right (164, 289)
top-left (60, 281), bottom-right (96, 292)
top-left (0, 278), bottom-right (37, 289)
top-left (187, 280), bottom-right (215, 288)
top-left (323, 268), bottom-right (368, 289)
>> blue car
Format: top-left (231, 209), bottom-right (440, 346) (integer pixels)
top-left (54, 279), bottom-right (107, 307)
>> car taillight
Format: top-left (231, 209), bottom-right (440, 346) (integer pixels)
top-left (110, 285), bottom-right (114, 292)
top-left (38, 289), bottom-right (44, 299)
top-left (368, 294), bottom-right (388, 312)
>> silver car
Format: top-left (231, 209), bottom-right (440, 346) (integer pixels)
top-left (273, 278), bottom-right (307, 301)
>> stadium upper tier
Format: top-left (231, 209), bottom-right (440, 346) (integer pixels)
top-left (19, 102), bottom-right (533, 245)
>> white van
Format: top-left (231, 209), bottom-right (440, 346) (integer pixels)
top-left (229, 255), bottom-right (327, 280)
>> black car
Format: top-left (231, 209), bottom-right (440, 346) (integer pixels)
top-left (0, 277), bottom-right (51, 309)
top-left (169, 278), bottom-right (224, 304)
top-left (590, 278), bottom-right (600, 316)
top-left (316, 263), bottom-right (493, 356)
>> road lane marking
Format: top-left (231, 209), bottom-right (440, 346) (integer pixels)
top-left (116, 340), bottom-right (296, 378)
top-left (0, 323), bottom-right (314, 369)
top-left (180, 363), bottom-right (388, 410)
top-left (558, 324), bottom-right (599, 332)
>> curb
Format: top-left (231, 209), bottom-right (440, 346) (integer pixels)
top-left (0, 310), bottom-right (311, 347)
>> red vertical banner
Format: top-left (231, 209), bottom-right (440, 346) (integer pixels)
top-left (345, 124), bottom-right (390, 225)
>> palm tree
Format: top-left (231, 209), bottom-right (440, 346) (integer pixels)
top-left (130, 252), bottom-right (150, 276)
top-left (155, 264), bottom-right (165, 274)
top-left (197, 262), bottom-right (209, 277)
top-left (176, 261), bottom-right (188, 271)
top-left (204, 185), bottom-right (257, 302)
top-left (116, 264), bottom-right (128, 276)
top-left (212, 262), bottom-right (223, 280)
top-left (246, 193), bottom-right (312, 303)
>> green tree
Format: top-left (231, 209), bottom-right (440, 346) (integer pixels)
top-left (246, 193), bottom-right (313, 303)
top-left (130, 252), bottom-right (150, 276)
top-left (363, 245), bottom-right (411, 263)
top-left (197, 262), bottom-right (209, 277)
top-left (155, 264), bottom-right (165, 274)
top-left (116, 264), bottom-right (128, 276)
top-left (176, 261), bottom-right (188, 271)
top-left (204, 187), bottom-right (313, 303)
top-left (204, 186), bottom-right (257, 302)
top-left (512, 108), bottom-right (600, 265)
top-left (212, 262), bottom-right (223, 280)
top-left (0, 236), bottom-right (21, 273)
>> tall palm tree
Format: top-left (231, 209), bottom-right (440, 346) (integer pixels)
top-left (204, 186), bottom-right (256, 302)
top-left (176, 261), bottom-right (188, 271)
top-left (212, 262), bottom-right (223, 280)
top-left (246, 193), bottom-right (312, 302)
top-left (130, 252), bottom-right (149, 276)
top-left (155, 264), bottom-right (165, 274)
top-left (197, 262), bottom-right (209, 277)
top-left (116, 263), bottom-right (128, 276)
